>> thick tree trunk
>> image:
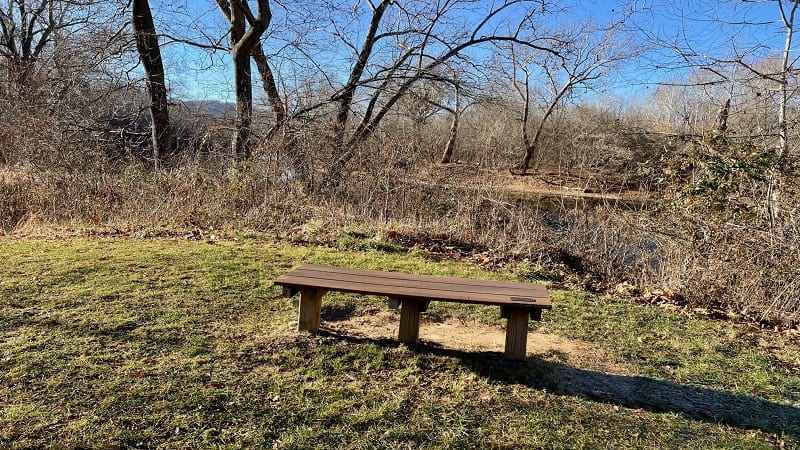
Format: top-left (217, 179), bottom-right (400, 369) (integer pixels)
top-left (232, 48), bottom-right (253, 160)
top-left (230, 3), bottom-right (251, 160)
top-left (132, 0), bottom-right (171, 168)
top-left (518, 143), bottom-right (537, 172)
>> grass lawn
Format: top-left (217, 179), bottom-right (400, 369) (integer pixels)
top-left (1, 237), bottom-right (798, 448)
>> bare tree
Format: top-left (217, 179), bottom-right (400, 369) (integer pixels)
top-left (639, 0), bottom-right (800, 219)
top-left (313, 0), bottom-right (566, 187)
top-left (716, 97), bottom-right (730, 132)
top-left (0, 0), bottom-right (66, 95)
top-left (640, 0), bottom-right (800, 157)
top-left (506, 20), bottom-right (632, 172)
top-left (775, 0), bottom-right (797, 161)
top-left (645, 70), bottom-right (730, 136)
top-left (215, 0), bottom-right (271, 160)
top-left (330, 0), bottom-right (393, 150)
top-left (252, 40), bottom-right (286, 139)
top-left (0, 0), bottom-right (138, 167)
top-left (440, 79), bottom-right (461, 164)
top-left (428, 67), bottom-right (476, 164)
top-left (131, 0), bottom-right (170, 168)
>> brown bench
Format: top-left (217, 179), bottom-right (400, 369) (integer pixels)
top-left (274, 264), bottom-right (551, 359)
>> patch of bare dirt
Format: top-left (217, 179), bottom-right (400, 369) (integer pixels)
top-left (322, 310), bottom-right (629, 374)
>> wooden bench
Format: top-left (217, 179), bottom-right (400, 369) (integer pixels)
top-left (273, 264), bottom-right (551, 359)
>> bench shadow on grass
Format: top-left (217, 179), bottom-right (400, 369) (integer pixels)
top-left (317, 329), bottom-right (800, 438)
top-left (321, 303), bottom-right (359, 322)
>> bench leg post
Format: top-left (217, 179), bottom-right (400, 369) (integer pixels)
top-left (298, 289), bottom-right (323, 333)
top-left (504, 308), bottom-right (529, 360)
top-left (398, 299), bottom-right (422, 344)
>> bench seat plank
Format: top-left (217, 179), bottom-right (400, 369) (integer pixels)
top-left (295, 264), bottom-right (550, 294)
top-left (275, 264), bottom-right (551, 309)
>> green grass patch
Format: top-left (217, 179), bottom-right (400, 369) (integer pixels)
top-left (0, 237), bottom-right (798, 448)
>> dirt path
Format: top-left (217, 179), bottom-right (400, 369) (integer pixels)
top-left (323, 310), bottom-right (629, 374)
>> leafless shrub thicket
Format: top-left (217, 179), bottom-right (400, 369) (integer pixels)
top-left (2, 120), bottom-right (799, 327)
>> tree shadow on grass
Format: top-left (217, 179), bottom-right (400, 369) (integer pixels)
top-left (317, 329), bottom-right (800, 438)
top-left (459, 348), bottom-right (800, 439)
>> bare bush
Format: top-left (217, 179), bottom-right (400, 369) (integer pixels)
top-left (3, 137), bottom-right (799, 328)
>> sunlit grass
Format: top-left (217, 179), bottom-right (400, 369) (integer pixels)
top-left (1, 237), bottom-right (797, 448)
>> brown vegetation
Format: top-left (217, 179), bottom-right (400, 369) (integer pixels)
top-left (1, 106), bottom-right (798, 330)
top-left (1, 0), bottom-right (799, 331)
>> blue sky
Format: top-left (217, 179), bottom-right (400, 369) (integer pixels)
top-left (147, 0), bottom-right (796, 104)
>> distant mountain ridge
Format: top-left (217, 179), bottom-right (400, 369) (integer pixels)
top-left (178, 100), bottom-right (236, 118)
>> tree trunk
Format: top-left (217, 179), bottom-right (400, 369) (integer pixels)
top-left (1, 0), bottom-right (57, 98)
top-left (770, 0), bottom-right (798, 220)
top-left (332, 0), bottom-right (391, 151)
top-left (252, 42), bottom-right (286, 135)
top-left (516, 80), bottom-right (571, 172)
top-left (230, 3), bottom-right (251, 160)
top-left (516, 78), bottom-right (533, 172)
top-left (216, 0), bottom-right (272, 161)
top-left (440, 82), bottom-right (460, 164)
top-left (252, 42), bottom-right (307, 182)
top-left (132, 0), bottom-right (171, 169)
top-left (321, 0), bottom-right (392, 189)
top-left (778, 0), bottom-right (796, 161)
top-left (232, 48), bottom-right (253, 160)
top-left (715, 98), bottom-right (730, 133)
top-left (441, 111), bottom-right (458, 164)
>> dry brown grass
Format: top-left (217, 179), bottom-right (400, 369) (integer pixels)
top-left (3, 156), bottom-right (797, 329)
